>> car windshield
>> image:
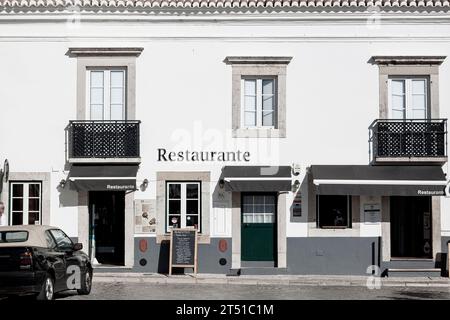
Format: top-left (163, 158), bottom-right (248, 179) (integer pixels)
top-left (0, 231), bottom-right (29, 243)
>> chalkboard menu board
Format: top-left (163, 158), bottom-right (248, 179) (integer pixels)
top-left (169, 228), bottom-right (198, 275)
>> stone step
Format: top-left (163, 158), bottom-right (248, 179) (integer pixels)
top-left (387, 268), bottom-right (442, 277)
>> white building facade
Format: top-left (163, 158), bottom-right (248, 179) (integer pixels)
top-left (0, 0), bottom-right (450, 276)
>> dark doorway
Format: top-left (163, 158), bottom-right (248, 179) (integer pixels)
top-left (89, 191), bottom-right (125, 266)
top-left (390, 196), bottom-right (432, 259)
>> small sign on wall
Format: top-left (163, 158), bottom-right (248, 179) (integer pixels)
top-left (363, 203), bottom-right (381, 224)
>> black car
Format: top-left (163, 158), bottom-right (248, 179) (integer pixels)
top-left (0, 225), bottom-right (92, 300)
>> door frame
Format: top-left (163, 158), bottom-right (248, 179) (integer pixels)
top-left (240, 192), bottom-right (278, 264)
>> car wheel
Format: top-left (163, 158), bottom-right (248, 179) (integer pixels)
top-left (36, 274), bottom-right (55, 301)
top-left (77, 269), bottom-right (92, 295)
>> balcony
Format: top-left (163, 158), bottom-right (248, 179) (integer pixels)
top-left (369, 119), bottom-right (447, 164)
top-left (67, 120), bottom-right (141, 163)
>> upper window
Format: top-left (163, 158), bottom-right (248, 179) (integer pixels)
top-left (9, 182), bottom-right (42, 226)
top-left (166, 182), bottom-right (201, 232)
top-left (242, 194), bottom-right (276, 223)
top-left (241, 78), bottom-right (277, 128)
top-left (316, 195), bottom-right (352, 229)
top-left (388, 77), bottom-right (429, 120)
top-left (87, 69), bottom-right (126, 121)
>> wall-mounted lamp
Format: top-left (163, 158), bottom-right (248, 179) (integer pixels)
top-left (140, 179), bottom-right (149, 191)
top-left (59, 179), bottom-right (67, 189)
top-left (219, 179), bottom-right (225, 189)
top-left (292, 180), bottom-right (300, 192)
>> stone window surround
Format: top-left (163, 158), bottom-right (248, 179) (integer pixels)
top-left (371, 56), bottom-right (446, 119)
top-left (68, 47), bottom-right (144, 121)
top-left (1, 172), bottom-right (51, 226)
top-left (156, 171), bottom-right (211, 244)
top-left (372, 56), bottom-right (445, 261)
top-left (224, 56), bottom-right (292, 138)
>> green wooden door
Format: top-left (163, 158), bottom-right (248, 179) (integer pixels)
top-left (241, 194), bottom-right (277, 261)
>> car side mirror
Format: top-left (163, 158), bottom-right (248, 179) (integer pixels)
top-left (73, 243), bottom-right (83, 251)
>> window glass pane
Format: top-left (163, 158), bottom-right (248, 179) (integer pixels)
top-left (90, 71), bottom-right (104, 87)
top-left (262, 95), bottom-right (273, 111)
top-left (12, 212), bottom-right (23, 225)
top-left (12, 184), bottom-right (23, 197)
top-left (186, 215), bottom-right (198, 228)
top-left (168, 215), bottom-right (181, 228)
top-left (168, 200), bottom-right (181, 215)
top-left (110, 88), bottom-right (123, 104)
top-left (28, 199), bottom-right (40, 212)
top-left (244, 79), bottom-right (256, 94)
top-left (28, 184), bottom-right (40, 197)
top-left (244, 111), bottom-right (256, 127)
top-left (45, 232), bottom-right (56, 248)
top-left (262, 79), bottom-right (274, 95)
top-left (254, 213), bottom-right (264, 223)
top-left (318, 195), bottom-right (350, 228)
top-left (391, 80), bottom-right (405, 95)
top-left (110, 104), bottom-right (124, 120)
top-left (412, 109), bottom-right (426, 119)
top-left (243, 213), bottom-right (253, 223)
top-left (186, 184), bottom-right (199, 199)
top-left (262, 111), bottom-right (274, 127)
top-left (110, 71), bottom-right (124, 88)
top-left (168, 184), bottom-right (181, 199)
top-left (412, 95), bottom-right (426, 119)
top-left (264, 214), bottom-right (275, 223)
top-left (90, 104), bottom-right (104, 120)
top-left (90, 88), bottom-right (104, 105)
top-left (12, 199), bottom-right (23, 211)
top-left (0, 231), bottom-right (28, 243)
top-left (391, 95), bottom-right (405, 111)
top-left (49, 230), bottom-right (73, 250)
top-left (391, 109), bottom-right (404, 119)
top-left (412, 80), bottom-right (426, 94)
top-left (28, 212), bottom-right (40, 225)
top-left (186, 200), bottom-right (198, 215)
top-left (244, 96), bottom-right (256, 111)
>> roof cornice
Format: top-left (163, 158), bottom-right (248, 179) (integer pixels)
top-left (67, 47), bottom-right (144, 57)
top-left (371, 55), bottom-right (446, 65)
top-left (224, 56), bottom-right (292, 65)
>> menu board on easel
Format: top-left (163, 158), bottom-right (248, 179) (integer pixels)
top-left (169, 228), bottom-right (198, 275)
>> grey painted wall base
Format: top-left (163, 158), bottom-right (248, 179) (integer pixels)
top-left (287, 237), bottom-right (381, 275)
top-left (133, 237), bottom-right (232, 274)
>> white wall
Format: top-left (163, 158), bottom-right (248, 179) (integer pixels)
top-left (1, 15), bottom-right (449, 237)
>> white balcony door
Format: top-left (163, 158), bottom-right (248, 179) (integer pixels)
top-left (87, 69), bottom-right (126, 120)
top-left (388, 77), bottom-right (428, 120)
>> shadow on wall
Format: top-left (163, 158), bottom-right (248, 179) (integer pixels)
top-left (57, 184), bottom-right (78, 207)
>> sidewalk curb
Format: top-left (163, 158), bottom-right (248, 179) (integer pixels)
top-left (92, 273), bottom-right (450, 288)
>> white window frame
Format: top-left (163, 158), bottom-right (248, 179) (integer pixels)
top-left (166, 182), bottom-right (201, 233)
top-left (388, 77), bottom-right (429, 120)
top-left (86, 68), bottom-right (127, 121)
top-left (240, 77), bottom-right (277, 129)
top-left (9, 182), bottom-right (42, 226)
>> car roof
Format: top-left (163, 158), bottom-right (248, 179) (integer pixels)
top-left (0, 225), bottom-right (60, 247)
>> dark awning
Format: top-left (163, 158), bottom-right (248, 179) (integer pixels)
top-left (311, 165), bottom-right (447, 196)
top-left (222, 166), bottom-right (292, 192)
top-left (69, 165), bottom-right (138, 191)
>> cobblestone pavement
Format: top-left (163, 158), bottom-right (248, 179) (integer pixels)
top-left (58, 281), bottom-right (450, 300)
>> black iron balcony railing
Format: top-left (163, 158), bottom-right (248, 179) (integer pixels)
top-left (369, 119), bottom-right (447, 161)
top-left (67, 120), bottom-right (140, 159)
